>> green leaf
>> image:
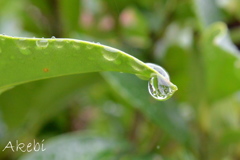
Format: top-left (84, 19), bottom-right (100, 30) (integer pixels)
top-left (0, 34), bottom-right (177, 98)
top-left (59, 0), bottom-right (80, 34)
top-left (220, 130), bottom-right (240, 146)
top-left (102, 72), bottom-right (192, 145)
top-left (161, 45), bottom-right (191, 102)
top-left (19, 132), bottom-right (130, 160)
top-left (201, 22), bottom-right (240, 102)
top-left (0, 73), bottom-right (101, 145)
top-left (193, 0), bottom-right (222, 28)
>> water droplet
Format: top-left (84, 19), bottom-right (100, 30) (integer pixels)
top-left (16, 39), bottom-right (32, 55)
top-left (86, 44), bottom-right (93, 49)
top-left (36, 39), bottom-right (49, 48)
top-left (157, 146), bottom-right (160, 149)
top-left (102, 47), bottom-right (119, 61)
top-left (0, 34), bottom-right (5, 41)
top-left (54, 39), bottom-right (64, 48)
top-left (17, 39), bottom-right (28, 50)
top-left (131, 60), bottom-right (145, 71)
top-left (146, 63), bottom-right (176, 100)
top-left (146, 63), bottom-right (169, 80)
top-left (51, 36), bottom-right (56, 39)
top-left (73, 41), bottom-right (81, 49)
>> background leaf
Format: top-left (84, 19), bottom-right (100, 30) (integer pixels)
top-left (102, 72), bottom-right (192, 145)
top-left (20, 132), bottom-right (130, 160)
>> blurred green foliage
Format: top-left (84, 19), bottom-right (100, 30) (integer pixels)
top-left (0, 0), bottom-right (240, 159)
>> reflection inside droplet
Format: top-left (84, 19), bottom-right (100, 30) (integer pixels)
top-left (146, 63), bottom-right (177, 100)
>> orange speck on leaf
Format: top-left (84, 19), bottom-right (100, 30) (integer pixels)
top-left (43, 68), bottom-right (49, 72)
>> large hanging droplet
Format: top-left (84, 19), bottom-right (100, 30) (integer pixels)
top-left (146, 63), bottom-right (177, 100)
top-left (147, 63), bottom-right (170, 80)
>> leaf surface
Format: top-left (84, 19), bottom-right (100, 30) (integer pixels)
top-left (0, 35), bottom-right (177, 96)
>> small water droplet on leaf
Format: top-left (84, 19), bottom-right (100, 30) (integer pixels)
top-left (0, 35), bottom-right (5, 41)
top-left (131, 60), bottom-right (145, 71)
top-left (86, 44), bottom-right (93, 49)
top-left (17, 39), bottom-right (28, 50)
top-left (54, 39), bottom-right (64, 48)
top-left (17, 39), bottom-right (31, 55)
top-left (73, 41), bottom-right (81, 49)
top-left (36, 39), bottom-right (49, 48)
top-left (102, 47), bottom-right (119, 61)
